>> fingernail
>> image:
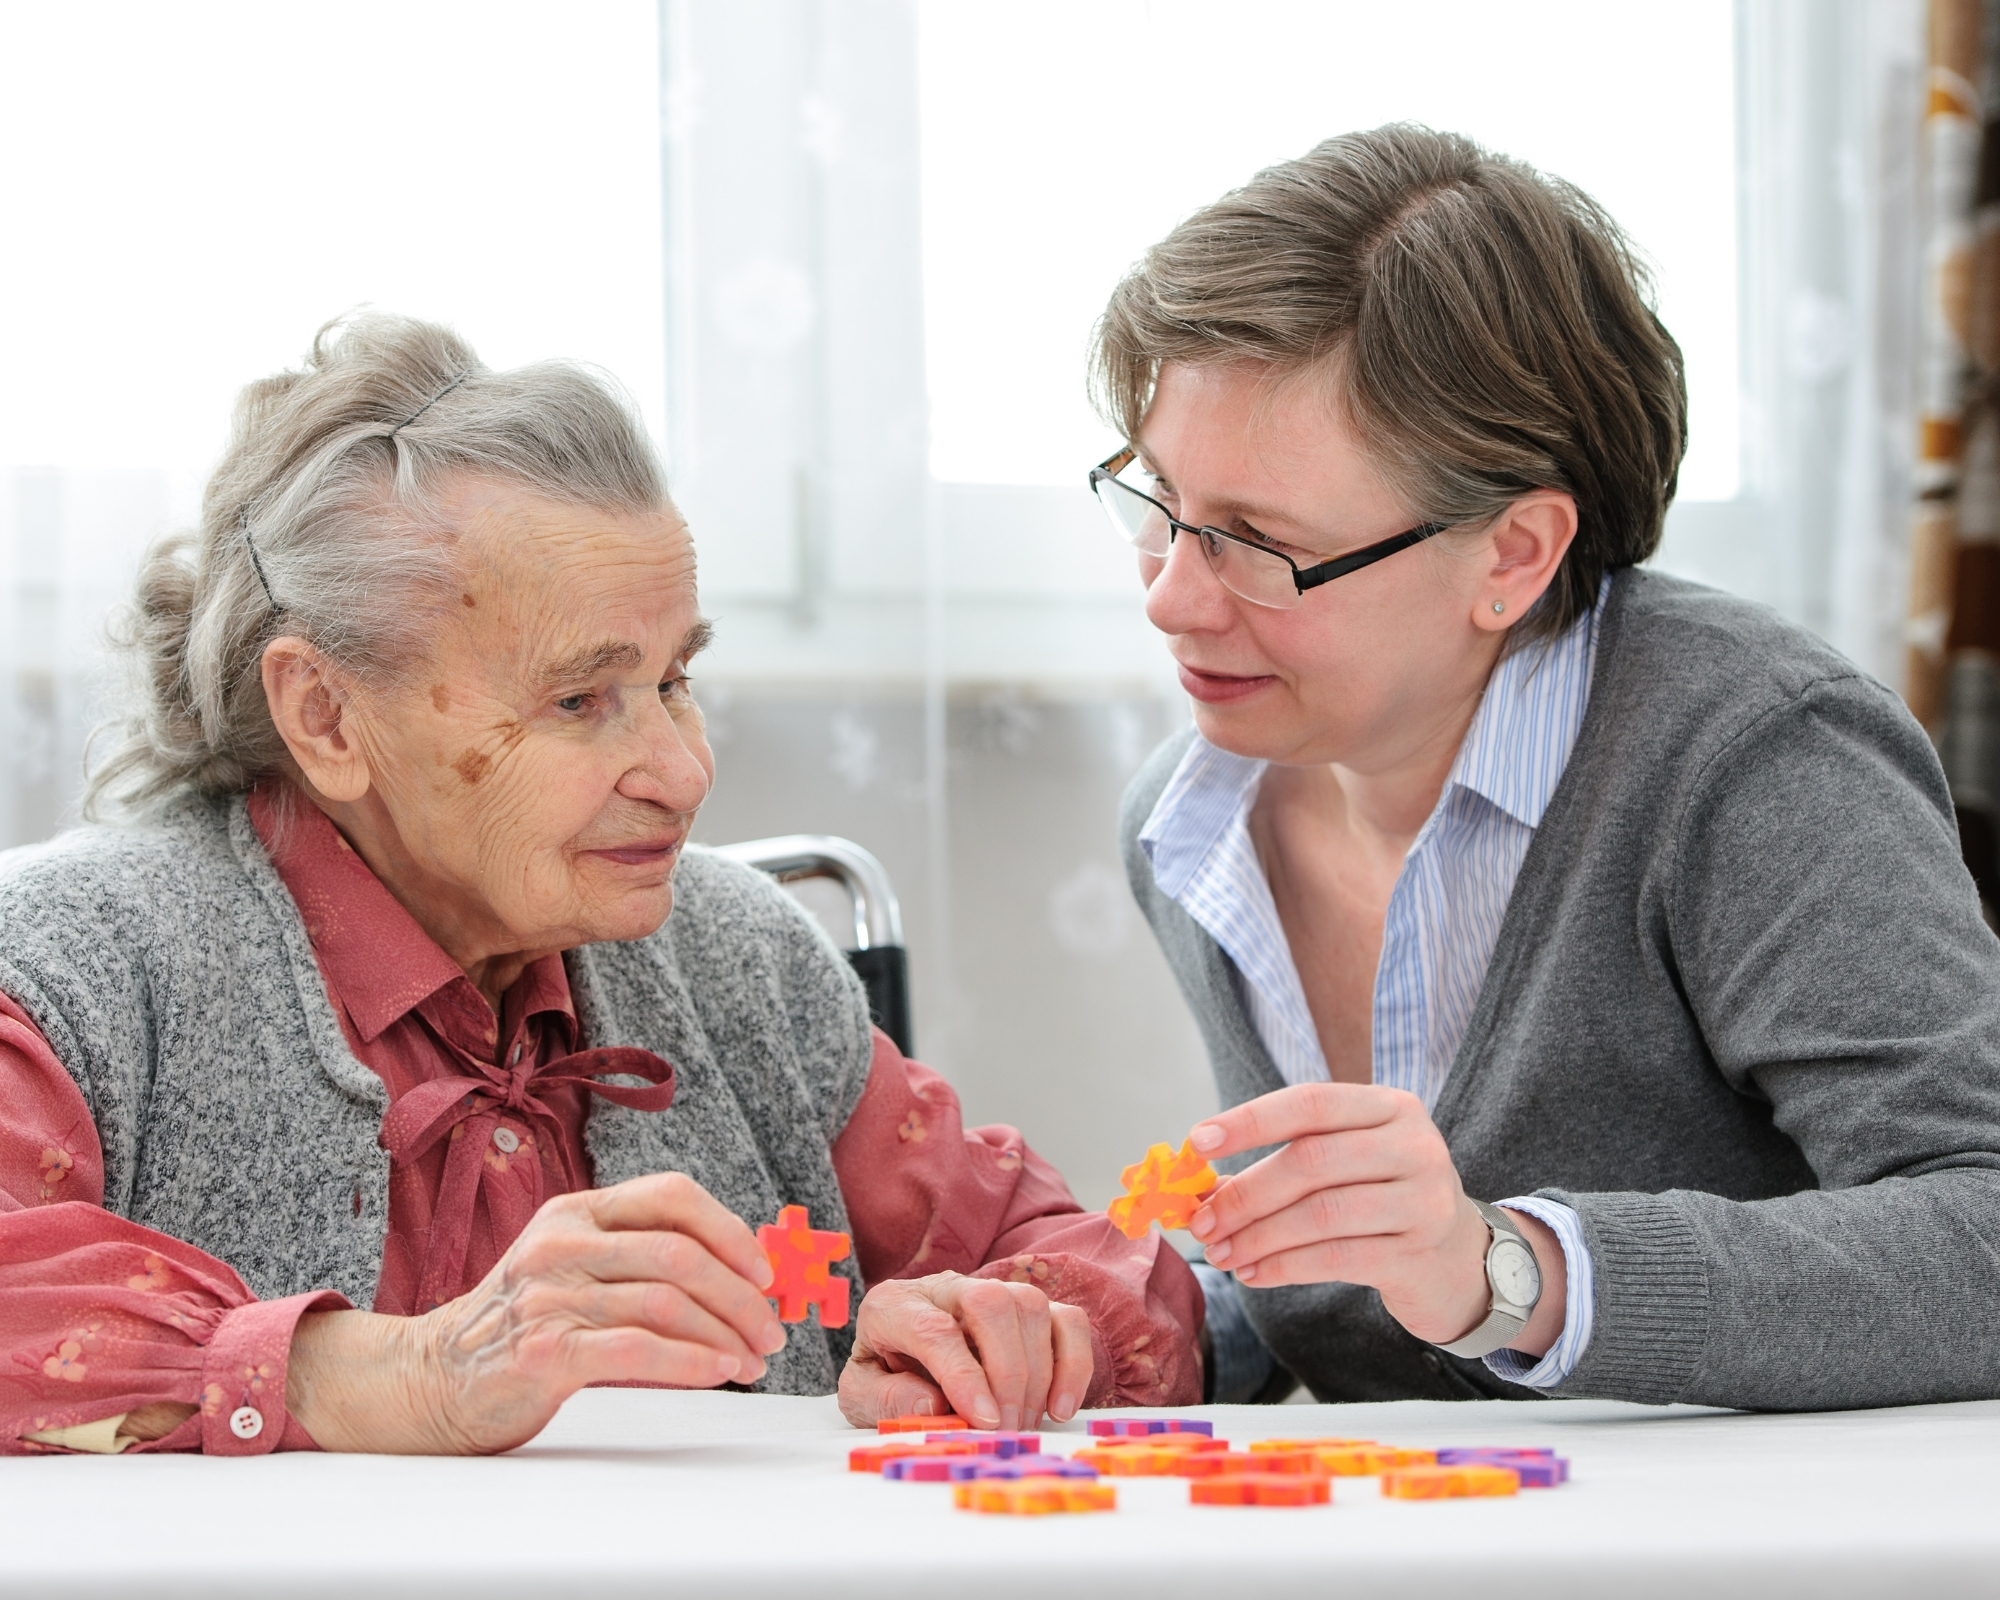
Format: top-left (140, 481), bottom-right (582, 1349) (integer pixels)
top-left (1191, 1124), bottom-right (1224, 1152)
top-left (999, 1405), bottom-right (1019, 1433)
top-left (1052, 1393), bottom-right (1076, 1421)
top-left (761, 1322), bottom-right (787, 1354)
top-left (1235, 1263), bottom-right (1257, 1283)
top-left (913, 1396), bottom-right (935, 1416)
top-left (971, 1398), bottom-right (1002, 1428)
top-left (1205, 1239), bottom-right (1231, 1265)
top-left (716, 1355), bottom-right (740, 1381)
top-left (753, 1259), bottom-right (775, 1290)
top-left (1190, 1209), bottom-right (1214, 1239)
top-left (742, 1357), bottom-right (766, 1383)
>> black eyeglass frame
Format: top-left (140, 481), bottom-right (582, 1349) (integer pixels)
top-left (1089, 447), bottom-right (1450, 600)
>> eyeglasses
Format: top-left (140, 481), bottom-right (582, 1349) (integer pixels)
top-left (1088, 447), bottom-right (1449, 610)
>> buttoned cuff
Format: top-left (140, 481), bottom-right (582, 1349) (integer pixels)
top-left (1481, 1197), bottom-right (1595, 1391)
top-left (200, 1290), bottom-right (349, 1456)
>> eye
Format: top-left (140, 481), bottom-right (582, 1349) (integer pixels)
top-left (555, 693), bottom-right (592, 714)
top-left (661, 673), bottom-right (693, 703)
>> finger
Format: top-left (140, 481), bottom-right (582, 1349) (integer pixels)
top-left (1203, 1180), bottom-right (1413, 1274)
top-left (1188, 1082), bottom-right (1408, 1163)
top-left (557, 1325), bottom-right (745, 1391)
top-left (553, 1226), bottom-right (786, 1360)
top-left (1195, 1124), bottom-right (1412, 1245)
top-left (837, 1362), bottom-right (951, 1429)
top-left (1227, 1233), bottom-right (1403, 1290)
top-left (1047, 1304), bottom-right (1093, 1421)
top-left (569, 1280), bottom-right (771, 1384)
top-left (942, 1281), bottom-right (1041, 1432)
top-left (585, 1173), bottom-right (776, 1290)
top-left (866, 1286), bottom-right (1003, 1428)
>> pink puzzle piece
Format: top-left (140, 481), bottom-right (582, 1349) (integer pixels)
top-left (757, 1205), bottom-right (852, 1326)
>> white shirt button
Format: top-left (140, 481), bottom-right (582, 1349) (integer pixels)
top-left (492, 1126), bottom-right (520, 1154)
top-left (510, 1041), bottom-right (524, 1066)
top-left (229, 1406), bottom-right (264, 1440)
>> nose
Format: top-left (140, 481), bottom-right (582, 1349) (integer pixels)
top-left (615, 694), bottom-right (713, 816)
top-left (1143, 522), bottom-right (1237, 638)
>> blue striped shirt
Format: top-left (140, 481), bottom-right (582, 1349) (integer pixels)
top-left (1143, 583), bottom-right (1609, 1392)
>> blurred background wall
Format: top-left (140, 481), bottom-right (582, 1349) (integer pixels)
top-left (0, 0), bottom-right (1964, 1206)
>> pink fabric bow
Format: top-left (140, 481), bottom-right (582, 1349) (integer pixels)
top-left (378, 1045), bottom-right (676, 1310)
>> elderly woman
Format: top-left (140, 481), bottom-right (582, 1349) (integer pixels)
top-left (1100, 125), bottom-right (2000, 1408)
top-left (0, 315), bottom-right (1199, 1457)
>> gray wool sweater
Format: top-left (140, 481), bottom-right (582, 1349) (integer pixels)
top-left (0, 798), bottom-right (874, 1396)
top-left (1123, 568), bottom-right (2000, 1411)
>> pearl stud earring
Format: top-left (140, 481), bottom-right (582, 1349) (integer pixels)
top-left (1491, 600), bottom-right (1506, 614)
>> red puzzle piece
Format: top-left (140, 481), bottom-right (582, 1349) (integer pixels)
top-left (757, 1205), bottom-right (852, 1326)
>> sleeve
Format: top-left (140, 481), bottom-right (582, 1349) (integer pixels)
top-left (832, 1029), bottom-right (1204, 1407)
top-left (0, 990), bottom-right (349, 1455)
top-left (1548, 675), bottom-right (2000, 1410)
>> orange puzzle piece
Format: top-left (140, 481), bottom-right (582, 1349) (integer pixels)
top-left (1250, 1439), bottom-right (1434, 1475)
top-left (1381, 1464), bottom-right (1521, 1500)
top-left (878, 1414), bottom-right (969, 1434)
top-left (758, 1205), bottom-right (852, 1326)
top-left (954, 1481), bottom-right (1117, 1515)
top-left (1190, 1473), bottom-right (1332, 1507)
top-left (1107, 1139), bottom-right (1220, 1239)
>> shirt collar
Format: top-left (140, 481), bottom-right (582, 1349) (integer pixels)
top-left (247, 782), bottom-right (575, 1045)
top-left (1138, 735), bottom-right (1267, 901)
top-left (1443, 582), bottom-right (1605, 830)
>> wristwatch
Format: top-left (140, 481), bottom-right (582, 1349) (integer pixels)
top-left (1433, 1199), bottom-right (1541, 1359)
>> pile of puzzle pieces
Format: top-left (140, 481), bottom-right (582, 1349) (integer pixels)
top-left (849, 1414), bottom-right (1572, 1516)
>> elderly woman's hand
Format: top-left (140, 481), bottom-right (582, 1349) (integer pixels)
top-left (286, 1172), bottom-right (788, 1454)
top-left (836, 1273), bottom-right (1093, 1432)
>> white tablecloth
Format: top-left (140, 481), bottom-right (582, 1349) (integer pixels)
top-left (5, 1388), bottom-right (1999, 1599)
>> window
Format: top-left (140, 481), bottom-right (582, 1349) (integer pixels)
top-left (920, 0), bottom-right (1739, 502)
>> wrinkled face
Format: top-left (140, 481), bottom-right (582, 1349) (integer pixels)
top-left (1137, 362), bottom-right (1505, 770)
top-left (352, 479), bottom-right (714, 952)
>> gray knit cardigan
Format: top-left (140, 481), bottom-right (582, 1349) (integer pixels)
top-left (1124, 568), bottom-right (2000, 1411)
top-left (0, 800), bottom-right (873, 1396)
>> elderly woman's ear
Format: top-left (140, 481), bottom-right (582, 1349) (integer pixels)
top-left (261, 637), bottom-right (374, 804)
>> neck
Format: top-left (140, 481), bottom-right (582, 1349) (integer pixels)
top-left (284, 777), bottom-right (548, 1012)
top-left (1262, 655), bottom-right (1498, 857)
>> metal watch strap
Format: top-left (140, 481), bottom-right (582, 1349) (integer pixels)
top-left (1433, 1199), bottom-right (1536, 1359)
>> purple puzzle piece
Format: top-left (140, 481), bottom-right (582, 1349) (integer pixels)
top-left (1086, 1418), bottom-right (1214, 1438)
top-left (1435, 1449), bottom-right (1569, 1487)
top-left (947, 1455), bottom-right (1100, 1482)
top-left (929, 1430), bottom-right (1041, 1457)
top-left (883, 1456), bottom-right (961, 1482)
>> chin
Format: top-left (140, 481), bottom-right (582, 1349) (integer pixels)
top-left (579, 881), bottom-right (679, 945)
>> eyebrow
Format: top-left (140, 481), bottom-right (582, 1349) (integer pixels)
top-left (534, 618), bottom-right (716, 691)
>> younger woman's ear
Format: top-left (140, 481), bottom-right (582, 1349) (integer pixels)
top-left (1472, 491), bottom-right (1578, 633)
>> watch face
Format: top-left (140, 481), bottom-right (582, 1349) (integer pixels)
top-left (1489, 1238), bottom-right (1541, 1309)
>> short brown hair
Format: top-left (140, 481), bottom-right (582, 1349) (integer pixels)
top-left (1091, 124), bottom-right (1687, 638)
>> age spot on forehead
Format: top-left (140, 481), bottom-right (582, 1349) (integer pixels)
top-left (462, 593), bottom-right (477, 608)
top-left (430, 684), bottom-right (450, 713)
top-left (453, 748), bottom-right (492, 786)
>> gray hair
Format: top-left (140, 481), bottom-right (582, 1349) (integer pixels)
top-left (86, 312), bottom-right (669, 816)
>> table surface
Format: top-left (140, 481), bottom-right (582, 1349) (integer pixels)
top-left (6, 1389), bottom-right (1999, 1600)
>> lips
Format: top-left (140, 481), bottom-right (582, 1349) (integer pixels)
top-left (587, 836), bottom-right (685, 868)
top-left (1176, 661), bottom-right (1278, 705)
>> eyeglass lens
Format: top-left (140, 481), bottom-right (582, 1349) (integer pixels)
top-left (1091, 472), bottom-right (1303, 610)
